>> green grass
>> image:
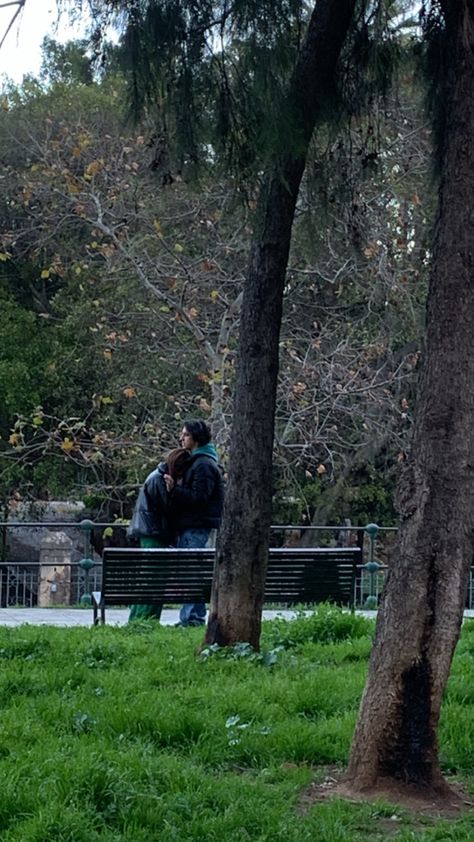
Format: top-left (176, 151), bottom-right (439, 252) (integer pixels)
top-left (0, 605), bottom-right (472, 840)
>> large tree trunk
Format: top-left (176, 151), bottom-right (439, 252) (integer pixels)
top-left (346, 0), bottom-right (474, 797)
top-left (204, 0), bottom-right (357, 649)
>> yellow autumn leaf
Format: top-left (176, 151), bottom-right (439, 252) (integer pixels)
top-left (84, 159), bottom-right (104, 179)
top-left (210, 290), bottom-right (219, 301)
top-left (153, 219), bottom-right (162, 234)
top-left (61, 437), bottom-right (75, 453)
top-left (0, 252), bottom-right (10, 261)
top-left (364, 242), bottom-right (378, 259)
top-left (41, 269), bottom-right (50, 279)
top-left (174, 243), bottom-right (184, 253)
top-left (99, 243), bottom-right (115, 258)
top-left (292, 382), bottom-right (307, 394)
top-left (78, 134), bottom-right (91, 149)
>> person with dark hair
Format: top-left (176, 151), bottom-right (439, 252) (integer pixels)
top-left (164, 419), bottom-right (224, 626)
top-left (127, 447), bottom-right (190, 622)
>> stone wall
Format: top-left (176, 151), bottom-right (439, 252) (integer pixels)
top-left (3, 500), bottom-right (92, 564)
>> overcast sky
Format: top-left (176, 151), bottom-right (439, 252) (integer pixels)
top-left (0, 0), bottom-right (87, 84)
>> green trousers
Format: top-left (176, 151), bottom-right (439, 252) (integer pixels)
top-left (128, 536), bottom-right (163, 622)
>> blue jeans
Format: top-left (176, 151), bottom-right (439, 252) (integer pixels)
top-left (177, 528), bottom-right (211, 625)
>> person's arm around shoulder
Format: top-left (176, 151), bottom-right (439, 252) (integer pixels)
top-left (171, 457), bottom-right (218, 509)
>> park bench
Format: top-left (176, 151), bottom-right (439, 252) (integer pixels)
top-left (92, 544), bottom-right (363, 625)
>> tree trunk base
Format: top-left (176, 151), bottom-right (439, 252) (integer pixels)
top-left (299, 769), bottom-right (473, 819)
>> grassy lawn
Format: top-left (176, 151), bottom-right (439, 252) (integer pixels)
top-left (0, 605), bottom-right (473, 841)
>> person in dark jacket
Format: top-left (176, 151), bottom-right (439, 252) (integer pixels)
top-left (164, 419), bottom-right (224, 626)
top-left (127, 447), bottom-right (190, 622)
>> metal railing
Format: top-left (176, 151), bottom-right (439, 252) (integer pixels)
top-left (0, 518), bottom-right (106, 607)
top-left (0, 518), bottom-right (464, 611)
top-left (0, 562), bottom-right (103, 607)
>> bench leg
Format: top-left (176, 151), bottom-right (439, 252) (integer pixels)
top-left (92, 592), bottom-right (105, 625)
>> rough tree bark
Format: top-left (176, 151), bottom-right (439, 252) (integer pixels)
top-left (345, 0), bottom-right (474, 800)
top-left (204, 0), bottom-right (357, 649)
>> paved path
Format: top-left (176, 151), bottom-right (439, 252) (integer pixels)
top-left (0, 607), bottom-right (345, 627)
top-left (3, 608), bottom-right (472, 628)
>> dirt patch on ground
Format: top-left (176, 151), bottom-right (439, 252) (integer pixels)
top-left (299, 767), bottom-right (474, 820)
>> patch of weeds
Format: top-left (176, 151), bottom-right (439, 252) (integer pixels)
top-left (75, 642), bottom-right (125, 670)
top-left (0, 636), bottom-right (51, 661)
top-left (199, 641), bottom-right (281, 666)
top-left (73, 712), bottom-right (98, 734)
top-left (225, 714), bottom-right (272, 746)
top-left (263, 604), bottom-right (374, 650)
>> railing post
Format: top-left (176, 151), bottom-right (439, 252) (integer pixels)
top-left (79, 519), bottom-right (96, 605)
top-left (363, 522), bottom-right (381, 610)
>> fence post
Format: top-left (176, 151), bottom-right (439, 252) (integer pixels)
top-left (363, 522), bottom-right (381, 610)
top-left (79, 519), bottom-right (96, 605)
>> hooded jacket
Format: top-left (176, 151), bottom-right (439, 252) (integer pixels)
top-left (171, 444), bottom-right (224, 531)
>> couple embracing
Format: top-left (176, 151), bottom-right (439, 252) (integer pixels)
top-left (127, 419), bottom-right (224, 626)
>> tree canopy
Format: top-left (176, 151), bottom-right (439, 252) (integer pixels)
top-left (0, 30), bottom-right (432, 520)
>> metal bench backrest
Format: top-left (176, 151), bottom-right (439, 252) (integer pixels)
top-left (99, 545), bottom-right (361, 610)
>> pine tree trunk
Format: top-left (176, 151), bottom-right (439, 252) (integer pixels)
top-left (204, 0), bottom-right (357, 649)
top-left (346, 0), bottom-right (474, 796)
